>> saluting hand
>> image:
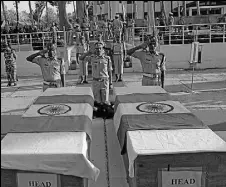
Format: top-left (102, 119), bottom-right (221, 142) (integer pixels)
top-left (39, 49), bottom-right (48, 56)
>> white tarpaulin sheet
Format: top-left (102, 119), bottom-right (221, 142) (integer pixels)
top-left (114, 101), bottom-right (191, 133)
top-left (127, 129), bottom-right (226, 178)
top-left (1, 132), bottom-right (100, 181)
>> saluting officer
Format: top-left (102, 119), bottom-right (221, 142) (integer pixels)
top-left (26, 42), bottom-right (66, 91)
top-left (80, 41), bottom-right (113, 105)
top-left (78, 35), bottom-right (89, 84)
top-left (126, 34), bottom-right (166, 87)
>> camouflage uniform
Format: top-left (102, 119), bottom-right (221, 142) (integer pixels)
top-left (4, 48), bottom-right (17, 86)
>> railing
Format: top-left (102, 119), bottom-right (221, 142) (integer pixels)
top-left (1, 23), bottom-right (225, 52)
top-left (1, 31), bottom-right (66, 52)
top-left (127, 23), bottom-right (226, 46)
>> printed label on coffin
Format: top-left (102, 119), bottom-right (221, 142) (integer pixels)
top-left (37, 104), bottom-right (71, 115)
top-left (136, 102), bottom-right (174, 113)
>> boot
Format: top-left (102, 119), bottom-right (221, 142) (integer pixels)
top-left (83, 76), bottom-right (88, 84)
top-left (118, 74), bottom-right (123, 82)
top-left (115, 74), bottom-right (119, 82)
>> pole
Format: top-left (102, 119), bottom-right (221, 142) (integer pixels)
top-left (73, 1), bottom-right (76, 18)
top-left (46, 1), bottom-right (48, 27)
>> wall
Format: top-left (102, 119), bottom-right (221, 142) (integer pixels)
top-left (1, 47), bottom-right (73, 77)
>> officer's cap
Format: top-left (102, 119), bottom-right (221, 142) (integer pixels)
top-left (46, 42), bottom-right (57, 50)
top-left (95, 41), bottom-right (105, 47)
top-left (115, 15), bottom-right (119, 18)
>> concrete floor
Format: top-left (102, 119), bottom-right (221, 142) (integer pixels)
top-left (1, 69), bottom-right (226, 187)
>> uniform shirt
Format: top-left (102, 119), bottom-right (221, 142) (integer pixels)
top-left (112, 19), bottom-right (123, 31)
top-left (77, 43), bottom-right (88, 54)
top-left (112, 43), bottom-right (124, 55)
top-left (4, 49), bottom-right (16, 68)
top-left (84, 54), bottom-right (112, 79)
top-left (131, 51), bottom-right (166, 74)
top-left (32, 57), bottom-right (65, 82)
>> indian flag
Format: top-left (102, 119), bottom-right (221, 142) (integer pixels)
top-left (113, 86), bottom-right (171, 111)
top-left (10, 103), bottom-right (93, 140)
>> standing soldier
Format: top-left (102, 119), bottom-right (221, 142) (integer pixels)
top-left (79, 41), bottom-right (113, 105)
top-left (112, 15), bottom-right (123, 42)
top-left (110, 35), bottom-right (126, 82)
top-left (3, 43), bottom-right (17, 87)
top-left (102, 18), bottom-right (109, 41)
top-left (26, 42), bottom-right (66, 91)
top-left (81, 16), bottom-right (90, 46)
top-left (78, 35), bottom-right (89, 84)
top-left (126, 34), bottom-right (166, 88)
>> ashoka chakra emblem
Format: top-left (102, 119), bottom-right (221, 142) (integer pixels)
top-left (38, 104), bottom-right (71, 115)
top-left (136, 102), bottom-right (174, 113)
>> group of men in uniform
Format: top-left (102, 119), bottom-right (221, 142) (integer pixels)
top-left (23, 15), bottom-right (166, 113)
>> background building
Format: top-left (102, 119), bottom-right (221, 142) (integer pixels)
top-left (92, 1), bottom-right (226, 20)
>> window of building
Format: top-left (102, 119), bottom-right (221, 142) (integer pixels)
top-left (119, 1), bottom-right (122, 3)
top-left (127, 1), bottom-right (134, 4)
top-left (97, 1), bottom-right (105, 5)
top-left (144, 1), bottom-right (148, 2)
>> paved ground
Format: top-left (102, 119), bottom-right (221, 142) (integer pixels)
top-left (1, 69), bottom-right (226, 187)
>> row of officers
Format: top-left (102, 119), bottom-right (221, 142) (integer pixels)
top-left (25, 33), bottom-right (166, 106)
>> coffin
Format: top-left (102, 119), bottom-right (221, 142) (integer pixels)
top-left (1, 132), bottom-right (100, 187)
top-left (124, 129), bottom-right (226, 187)
top-left (113, 86), bottom-right (171, 112)
top-left (113, 100), bottom-right (226, 187)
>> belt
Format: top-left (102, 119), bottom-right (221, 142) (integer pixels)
top-left (143, 73), bottom-right (159, 78)
top-left (43, 80), bottom-right (60, 86)
top-left (93, 77), bottom-right (108, 82)
top-left (113, 53), bottom-right (122, 55)
top-left (82, 29), bottom-right (89, 31)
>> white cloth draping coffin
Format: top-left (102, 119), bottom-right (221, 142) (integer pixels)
top-left (127, 129), bottom-right (226, 178)
top-left (1, 132), bottom-right (100, 181)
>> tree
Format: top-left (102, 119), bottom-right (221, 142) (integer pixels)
top-left (58, 1), bottom-right (71, 30)
top-left (14, 1), bottom-right (20, 28)
top-left (28, 1), bottom-right (34, 26)
top-left (41, 7), bottom-right (58, 27)
top-left (183, 1), bottom-right (187, 17)
top-left (1, 1), bottom-right (8, 24)
top-left (33, 1), bottom-right (46, 27)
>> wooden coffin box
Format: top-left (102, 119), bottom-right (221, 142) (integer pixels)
top-left (1, 169), bottom-right (88, 187)
top-left (113, 86), bottom-right (171, 112)
top-left (1, 132), bottom-right (100, 187)
top-left (123, 130), bottom-right (226, 187)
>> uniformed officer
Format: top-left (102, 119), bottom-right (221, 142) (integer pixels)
top-left (102, 18), bottom-right (109, 41)
top-left (79, 41), bottom-right (113, 105)
top-left (112, 15), bottom-right (123, 42)
top-left (3, 43), bottom-right (17, 87)
top-left (126, 34), bottom-right (166, 87)
top-left (77, 35), bottom-right (89, 84)
top-left (81, 17), bottom-right (90, 45)
top-left (26, 42), bottom-right (66, 91)
top-left (111, 35), bottom-right (126, 82)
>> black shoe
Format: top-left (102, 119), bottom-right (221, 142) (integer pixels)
top-left (80, 80), bottom-right (84, 84)
top-left (83, 80), bottom-right (89, 84)
top-left (7, 82), bottom-right (11, 87)
top-left (118, 79), bottom-right (123, 82)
